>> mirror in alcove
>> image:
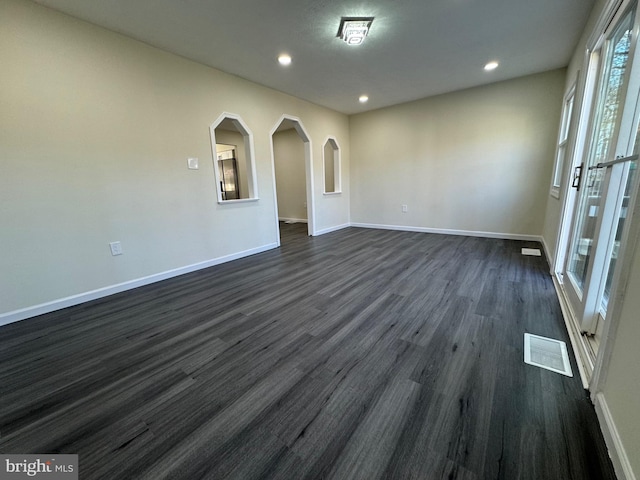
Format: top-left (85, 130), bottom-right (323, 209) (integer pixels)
top-left (215, 143), bottom-right (240, 200)
top-left (210, 115), bottom-right (257, 202)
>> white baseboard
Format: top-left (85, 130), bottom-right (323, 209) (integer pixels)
top-left (279, 217), bottom-right (308, 224)
top-left (540, 236), bottom-right (554, 269)
top-left (595, 392), bottom-right (637, 480)
top-left (551, 274), bottom-right (592, 389)
top-left (350, 222), bottom-right (544, 243)
top-left (0, 243), bottom-right (279, 327)
top-left (315, 223), bottom-right (350, 236)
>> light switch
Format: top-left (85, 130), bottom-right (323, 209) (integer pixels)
top-left (188, 157), bottom-right (199, 169)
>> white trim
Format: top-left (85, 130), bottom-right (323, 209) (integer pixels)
top-left (323, 191), bottom-right (342, 196)
top-left (594, 392), bottom-right (637, 480)
top-left (0, 243), bottom-right (278, 327)
top-left (350, 222), bottom-right (543, 242)
top-left (553, 65), bottom-right (593, 276)
top-left (279, 217), bottom-right (308, 224)
top-left (315, 223), bottom-right (350, 235)
top-left (269, 122), bottom-right (282, 247)
top-left (541, 235), bottom-right (554, 271)
top-left (587, 0), bottom-right (631, 51)
top-left (216, 198), bottom-right (259, 205)
top-left (550, 84), bottom-right (577, 198)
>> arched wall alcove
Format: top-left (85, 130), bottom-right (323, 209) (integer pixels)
top-left (209, 112), bottom-right (258, 203)
top-left (323, 136), bottom-right (342, 194)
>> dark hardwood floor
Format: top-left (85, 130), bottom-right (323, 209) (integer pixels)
top-left (0, 224), bottom-right (616, 479)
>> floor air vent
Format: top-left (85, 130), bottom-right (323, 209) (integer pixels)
top-left (524, 333), bottom-right (573, 377)
top-left (521, 248), bottom-right (541, 256)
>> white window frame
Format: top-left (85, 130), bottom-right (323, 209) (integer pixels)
top-left (551, 85), bottom-right (577, 198)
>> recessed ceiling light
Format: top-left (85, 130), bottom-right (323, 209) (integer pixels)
top-left (338, 17), bottom-right (374, 46)
top-left (484, 61), bottom-right (499, 71)
top-left (278, 54), bottom-right (292, 66)
top-left (359, 95), bottom-right (369, 103)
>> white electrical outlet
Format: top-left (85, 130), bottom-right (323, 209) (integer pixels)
top-left (187, 157), bottom-right (199, 169)
top-left (401, 204), bottom-right (408, 213)
top-left (109, 241), bottom-right (123, 256)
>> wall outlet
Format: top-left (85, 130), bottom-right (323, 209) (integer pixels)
top-left (109, 241), bottom-right (123, 256)
top-left (187, 157), bottom-right (199, 169)
top-left (401, 204), bottom-right (408, 213)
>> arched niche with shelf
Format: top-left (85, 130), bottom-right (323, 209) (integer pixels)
top-left (209, 113), bottom-right (258, 203)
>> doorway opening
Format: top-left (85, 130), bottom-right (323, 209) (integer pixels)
top-left (270, 115), bottom-right (314, 244)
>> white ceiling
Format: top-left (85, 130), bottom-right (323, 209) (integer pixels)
top-left (32, 0), bottom-right (595, 114)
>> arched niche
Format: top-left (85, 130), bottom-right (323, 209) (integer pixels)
top-left (209, 113), bottom-right (258, 203)
top-left (323, 137), bottom-right (341, 194)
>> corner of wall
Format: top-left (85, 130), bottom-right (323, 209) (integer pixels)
top-left (594, 392), bottom-right (638, 480)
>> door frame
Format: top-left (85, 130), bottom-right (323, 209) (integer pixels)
top-left (553, 0), bottom-right (640, 386)
top-left (269, 114), bottom-right (316, 244)
top-left (561, 1), bottom-right (639, 334)
top-left (552, 80), bottom-right (582, 277)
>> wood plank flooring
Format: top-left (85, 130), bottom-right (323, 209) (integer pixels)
top-left (0, 224), bottom-right (616, 479)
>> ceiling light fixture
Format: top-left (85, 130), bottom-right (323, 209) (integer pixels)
top-left (359, 95), bottom-right (369, 103)
top-left (338, 17), bottom-right (374, 46)
top-left (278, 54), bottom-right (292, 66)
top-left (484, 61), bottom-right (499, 71)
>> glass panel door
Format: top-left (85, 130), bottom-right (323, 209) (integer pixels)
top-left (567, 167), bottom-right (607, 294)
top-left (602, 130), bottom-right (640, 309)
top-left (563, 5), bottom-right (638, 337)
top-left (566, 13), bottom-right (633, 293)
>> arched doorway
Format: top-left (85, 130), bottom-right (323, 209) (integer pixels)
top-left (270, 115), bottom-right (314, 243)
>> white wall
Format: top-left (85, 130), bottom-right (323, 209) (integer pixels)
top-left (0, 0), bottom-right (349, 320)
top-left (273, 129), bottom-right (307, 221)
top-left (349, 69), bottom-right (566, 237)
top-left (602, 231), bottom-right (640, 477)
